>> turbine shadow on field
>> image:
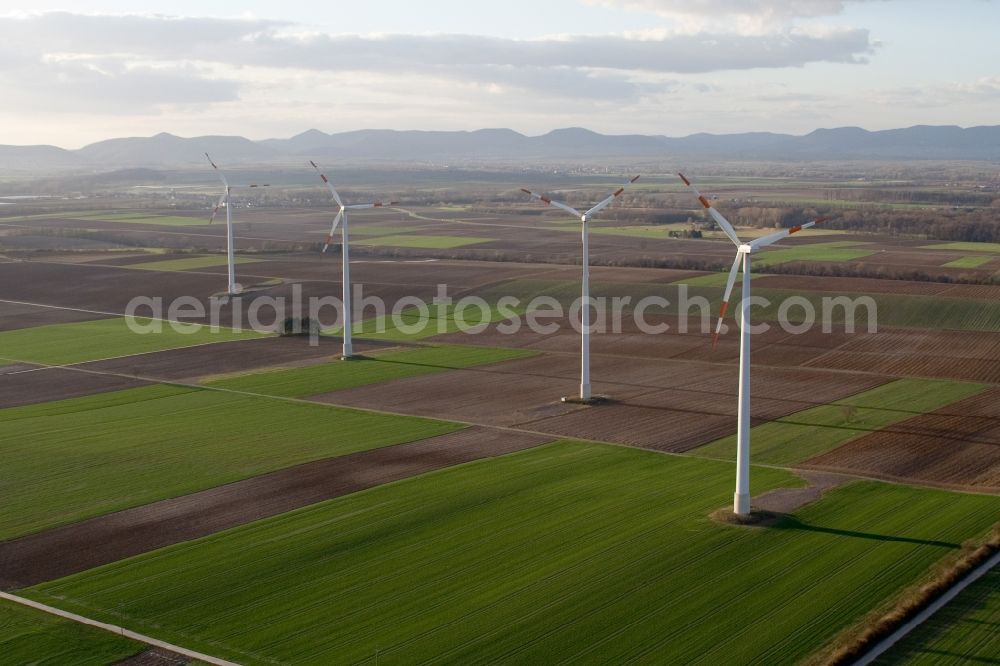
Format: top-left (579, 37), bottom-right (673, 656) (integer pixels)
top-left (773, 516), bottom-right (961, 549)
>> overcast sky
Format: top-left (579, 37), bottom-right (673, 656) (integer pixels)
top-left (0, 0), bottom-right (997, 147)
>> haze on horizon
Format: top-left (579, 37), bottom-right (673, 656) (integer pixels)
top-left (0, 0), bottom-right (997, 149)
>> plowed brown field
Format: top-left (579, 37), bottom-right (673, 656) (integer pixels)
top-left (805, 329), bottom-right (1000, 383)
top-left (806, 388), bottom-right (1000, 489)
top-left (312, 353), bottom-right (884, 452)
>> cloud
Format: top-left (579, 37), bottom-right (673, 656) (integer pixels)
top-left (872, 77), bottom-right (1000, 109)
top-left (0, 12), bottom-right (876, 82)
top-left (585, 0), bottom-right (886, 34)
top-left (590, 0), bottom-right (872, 19)
top-left (230, 29), bottom-right (875, 74)
top-left (0, 10), bottom-right (882, 142)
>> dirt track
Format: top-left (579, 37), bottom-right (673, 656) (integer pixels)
top-left (0, 427), bottom-right (551, 589)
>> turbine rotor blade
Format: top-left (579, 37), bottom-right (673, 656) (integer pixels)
top-left (208, 191), bottom-right (226, 224)
top-left (205, 152), bottom-right (228, 188)
top-left (520, 188), bottom-right (583, 218)
top-left (309, 160), bottom-right (343, 208)
top-left (713, 250), bottom-right (744, 349)
top-left (322, 209), bottom-right (345, 253)
top-left (678, 173), bottom-right (739, 246)
top-left (584, 174), bottom-right (640, 218)
top-left (750, 217), bottom-right (828, 251)
top-left (345, 200), bottom-right (398, 209)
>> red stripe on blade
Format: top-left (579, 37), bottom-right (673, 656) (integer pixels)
top-left (678, 173), bottom-right (690, 186)
top-left (630, 175), bottom-right (641, 183)
top-left (698, 195), bottom-right (711, 208)
top-left (613, 187), bottom-right (624, 197)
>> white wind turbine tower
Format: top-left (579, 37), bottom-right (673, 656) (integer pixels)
top-left (311, 160), bottom-right (398, 359)
top-left (206, 154), bottom-right (269, 296)
top-left (679, 172), bottom-right (826, 515)
top-left (522, 175), bottom-right (640, 402)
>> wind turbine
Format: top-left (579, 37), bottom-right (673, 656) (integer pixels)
top-left (205, 154), bottom-right (270, 296)
top-left (679, 172), bottom-right (825, 516)
top-left (310, 160), bottom-right (398, 359)
top-left (522, 175), bottom-right (640, 402)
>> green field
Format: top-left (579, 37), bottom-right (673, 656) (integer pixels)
top-left (674, 271), bottom-right (745, 287)
top-left (691, 379), bottom-right (986, 465)
top-left (347, 224), bottom-right (430, 237)
top-left (942, 255), bottom-right (993, 269)
top-left (329, 303), bottom-right (521, 342)
top-left (478, 278), bottom-right (1000, 332)
top-left (25, 442), bottom-right (1000, 665)
top-left (206, 344), bottom-right (535, 397)
top-left (876, 567), bottom-right (1000, 665)
top-left (71, 212), bottom-right (208, 227)
top-left (354, 234), bottom-right (494, 249)
top-left (0, 384), bottom-right (461, 539)
top-left (752, 241), bottom-right (876, 267)
top-left (126, 255), bottom-right (268, 271)
top-left (0, 317), bottom-right (265, 365)
top-left (0, 599), bottom-right (142, 665)
top-left (920, 242), bottom-right (1000, 253)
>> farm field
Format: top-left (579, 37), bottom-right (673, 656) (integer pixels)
top-left (125, 254), bottom-right (269, 271)
top-left (807, 387), bottom-right (1000, 489)
top-left (0, 598), bottom-right (143, 665)
top-left (310, 352), bottom-right (886, 449)
top-left (354, 234), bottom-right (494, 248)
top-left (0, 316), bottom-right (266, 365)
top-left (70, 212), bottom-right (208, 226)
top-left (919, 241), bottom-right (1000, 253)
top-left (470, 277), bottom-right (1000, 332)
top-left (875, 567), bottom-right (1000, 665)
top-left (0, 383), bottom-right (460, 539)
top-left (207, 344), bottom-right (536, 397)
top-left (327, 302), bottom-right (523, 342)
top-left (23, 442), bottom-right (1000, 665)
top-left (751, 241), bottom-right (878, 267)
top-left (941, 255), bottom-right (993, 268)
top-left (3, 167), bottom-right (1000, 666)
top-left (691, 378), bottom-right (987, 466)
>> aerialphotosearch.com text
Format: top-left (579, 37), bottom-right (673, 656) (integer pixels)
top-left (124, 283), bottom-right (878, 343)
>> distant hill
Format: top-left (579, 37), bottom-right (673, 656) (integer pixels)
top-left (77, 132), bottom-right (278, 166)
top-left (0, 144), bottom-right (83, 169)
top-left (2, 125), bottom-right (999, 170)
